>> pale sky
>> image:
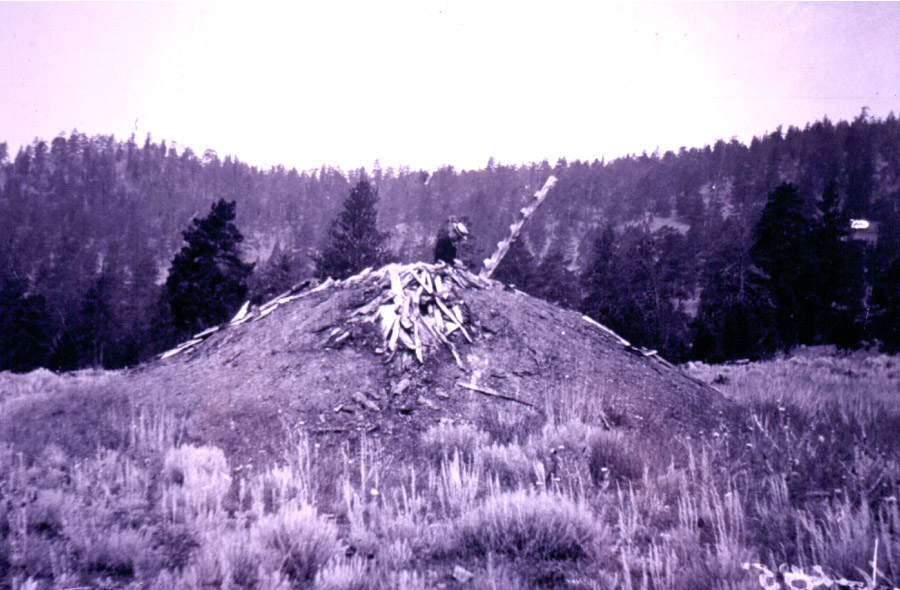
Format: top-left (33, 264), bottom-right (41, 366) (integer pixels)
top-left (1, 2), bottom-right (898, 172)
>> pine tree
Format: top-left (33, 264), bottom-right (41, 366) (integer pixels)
top-left (580, 225), bottom-right (617, 324)
top-left (79, 268), bottom-right (119, 369)
top-left (493, 238), bottom-right (537, 292)
top-left (582, 225), bottom-right (692, 361)
top-left (0, 275), bottom-right (50, 372)
top-left (166, 199), bottom-right (254, 335)
top-left (315, 180), bottom-right (391, 280)
top-left (250, 244), bottom-right (298, 304)
top-left (814, 182), bottom-right (863, 346)
top-left (691, 218), bottom-right (775, 362)
top-left (870, 257), bottom-right (900, 351)
top-left (533, 244), bottom-right (579, 309)
top-left (750, 182), bottom-right (817, 348)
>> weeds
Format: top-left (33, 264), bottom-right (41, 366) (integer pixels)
top-left (255, 504), bottom-right (339, 584)
top-left (420, 419), bottom-right (489, 461)
top-left (441, 489), bottom-right (605, 562)
top-left (2, 349), bottom-right (899, 589)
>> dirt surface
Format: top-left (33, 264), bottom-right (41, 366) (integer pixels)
top-left (126, 264), bottom-right (734, 468)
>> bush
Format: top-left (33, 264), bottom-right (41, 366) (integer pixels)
top-left (192, 527), bottom-right (268, 590)
top-left (314, 556), bottom-right (374, 590)
top-left (420, 420), bottom-right (489, 461)
top-left (76, 526), bottom-right (156, 578)
top-left (587, 429), bottom-right (644, 485)
top-left (0, 384), bottom-right (129, 462)
top-left (477, 443), bottom-right (535, 487)
top-left (163, 445), bottom-right (232, 520)
top-left (255, 503), bottom-right (339, 585)
top-left (440, 490), bottom-right (605, 563)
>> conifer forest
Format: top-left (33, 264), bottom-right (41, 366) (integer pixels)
top-left (1, 109), bottom-right (899, 372)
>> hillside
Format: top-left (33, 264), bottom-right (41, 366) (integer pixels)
top-left (127, 262), bottom-right (731, 466)
top-left (2, 110), bottom-right (899, 372)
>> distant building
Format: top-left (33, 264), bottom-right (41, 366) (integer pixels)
top-left (849, 219), bottom-right (879, 244)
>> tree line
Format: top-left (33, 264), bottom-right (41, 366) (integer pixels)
top-left (1, 109), bottom-right (898, 371)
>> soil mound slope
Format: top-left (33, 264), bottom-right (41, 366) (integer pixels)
top-left (128, 262), bottom-right (731, 463)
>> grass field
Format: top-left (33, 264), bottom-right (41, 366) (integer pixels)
top-left (1, 349), bottom-right (898, 589)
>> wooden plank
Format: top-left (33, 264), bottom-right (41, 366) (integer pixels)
top-left (400, 295), bottom-right (413, 329)
top-left (379, 304), bottom-right (398, 339)
top-left (388, 315), bottom-right (400, 351)
top-left (232, 313), bottom-right (254, 326)
top-left (194, 326), bottom-right (219, 339)
top-left (422, 314), bottom-right (446, 342)
top-left (448, 342), bottom-right (464, 369)
top-left (413, 321), bottom-right (424, 363)
top-left (398, 327), bottom-right (416, 350)
top-left (456, 382), bottom-right (535, 408)
top-left (581, 314), bottom-right (631, 347)
top-left (414, 317), bottom-right (434, 347)
top-left (435, 297), bottom-right (471, 342)
top-left (389, 265), bottom-right (404, 299)
top-left (230, 301), bottom-right (250, 323)
top-left (433, 304), bottom-right (445, 331)
top-left (411, 270), bottom-right (433, 294)
top-left (309, 277), bottom-right (335, 294)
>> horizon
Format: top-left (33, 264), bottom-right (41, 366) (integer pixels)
top-left (2, 106), bottom-right (886, 174)
top-left (2, 2), bottom-right (899, 172)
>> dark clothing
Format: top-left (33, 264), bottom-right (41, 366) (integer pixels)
top-left (434, 235), bottom-right (457, 264)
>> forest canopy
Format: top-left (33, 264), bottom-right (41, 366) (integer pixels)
top-left (1, 109), bottom-right (898, 370)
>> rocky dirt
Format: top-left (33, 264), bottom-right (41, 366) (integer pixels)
top-left (126, 263), bottom-right (734, 469)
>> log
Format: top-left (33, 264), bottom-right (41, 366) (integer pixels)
top-left (481, 175), bottom-right (557, 279)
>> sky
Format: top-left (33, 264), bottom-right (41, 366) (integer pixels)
top-left (1, 1), bottom-right (899, 172)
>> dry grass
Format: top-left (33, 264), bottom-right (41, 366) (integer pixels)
top-left (2, 348), bottom-right (899, 589)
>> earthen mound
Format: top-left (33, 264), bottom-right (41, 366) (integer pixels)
top-left (127, 262), bottom-right (732, 464)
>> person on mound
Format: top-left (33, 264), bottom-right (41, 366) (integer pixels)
top-left (434, 217), bottom-right (468, 264)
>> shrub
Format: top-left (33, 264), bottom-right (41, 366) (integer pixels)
top-left (255, 503), bottom-right (339, 585)
top-left (314, 556), bottom-right (374, 590)
top-left (420, 420), bottom-right (489, 461)
top-left (478, 406), bottom-right (544, 445)
top-left (163, 445), bottom-right (231, 520)
top-left (25, 488), bottom-right (67, 537)
top-left (193, 527), bottom-right (265, 590)
top-left (75, 526), bottom-right (156, 578)
top-left (588, 429), bottom-right (644, 485)
top-left (440, 490), bottom-right (605, 563)
top-left (540, 420), bottom-right (602, 456)
top-left (430, 449), bottom-right (482, 517)
top-left (0, 384), bottom-right (129, 462)
top-left (151, 523), bottom-right (200, 572)
top-left (477, 442), bottom-right (535, 488)
top-left (796, 496), bottom-right (900, 584)
top-left (149, 567), bottom-right (200, 590)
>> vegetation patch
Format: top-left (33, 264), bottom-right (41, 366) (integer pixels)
top-left (438, 489), bottom-right (605, 562)
top-left (2, 349), bottom-right (899, 589)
